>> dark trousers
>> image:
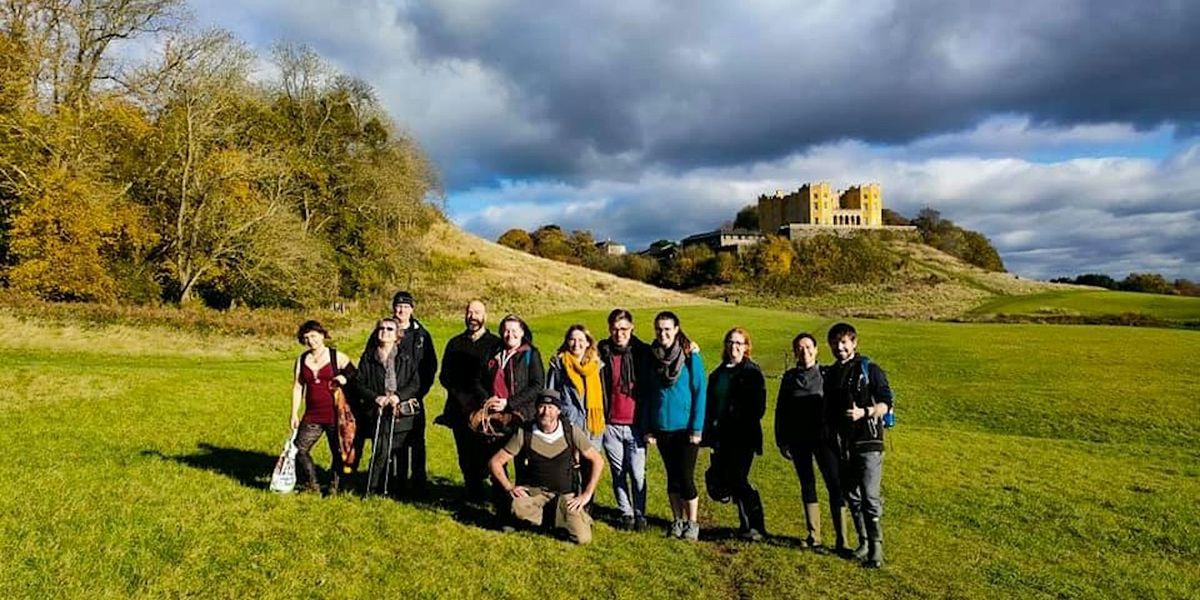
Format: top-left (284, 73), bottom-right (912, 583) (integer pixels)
top-left (452, 425), bottom-right (494, 499)
top-left (402, 412), bottom-right (427, 490)
top-left (711, 446), bottom-right (765, 532)
top-left (657, 430), bottom-right (699, 501)
top-left (295, 422), bottom-right (341, 489)
top-left (367, 417), bottom-right (414, 497)
top-left (791, 438), bottom-right (843, 508)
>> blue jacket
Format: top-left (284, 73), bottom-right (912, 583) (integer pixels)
top-left (643, 351), bottom-right (706, 435)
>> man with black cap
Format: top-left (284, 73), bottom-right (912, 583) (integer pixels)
top-left (488, 389), bottom-right (605, 544)
top-left (362, 290), bottom-right (437, 495)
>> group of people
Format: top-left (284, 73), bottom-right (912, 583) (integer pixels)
top-left (288, 292), bottom-right (893, 568)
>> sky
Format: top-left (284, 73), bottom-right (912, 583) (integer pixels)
top-left (192, 0), bottom-right (1200, 281)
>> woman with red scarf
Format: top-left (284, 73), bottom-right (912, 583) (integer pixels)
top-left (482, 314), bottom-right (545, 518)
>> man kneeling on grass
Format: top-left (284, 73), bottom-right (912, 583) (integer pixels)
top-left (489, 389), bottom-right (605, 544)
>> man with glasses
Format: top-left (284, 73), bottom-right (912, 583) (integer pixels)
top-left (596, 308), bottom-right (652, 531)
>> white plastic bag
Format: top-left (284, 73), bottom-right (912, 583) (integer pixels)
top-left (269, 429), bottom-right (299, 493)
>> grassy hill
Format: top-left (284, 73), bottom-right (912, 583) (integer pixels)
top-left (411, 223), bottom-right (712, 318)
top-left (968, 289), bottom-right (1200, 327)
top-left (2, 305), bottom-right (1197, 599)
top-left (697, 239), bottom-right (1080, 320)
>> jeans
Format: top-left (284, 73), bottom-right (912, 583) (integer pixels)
top-left (602, 424), bottom-right (647, 518)
top-left (842, 450), bottom-right (883, 532)
top-left (295, 422), bottom-right (341, 489)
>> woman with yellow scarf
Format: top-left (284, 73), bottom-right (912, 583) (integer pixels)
top-left (547, 324), bottom-right (607, 448)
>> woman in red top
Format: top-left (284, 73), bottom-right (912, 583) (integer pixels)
top-left (290, 320), bottom-right (354, 494)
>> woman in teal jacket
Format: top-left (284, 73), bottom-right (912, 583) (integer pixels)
top-left (642, 311), bottom-right (706, 541)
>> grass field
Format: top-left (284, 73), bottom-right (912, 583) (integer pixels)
top-left (969, 290), bottom-right (1200, 324)
top-left (2, 306), bottom-right (1198, 599)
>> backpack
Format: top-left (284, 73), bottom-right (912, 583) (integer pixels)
top-left (857, 357), bottom-right (895, 428)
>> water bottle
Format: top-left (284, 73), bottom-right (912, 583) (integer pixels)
top-left (882, 407), bottom-right (896, 428)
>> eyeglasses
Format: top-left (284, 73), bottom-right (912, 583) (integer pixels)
top-left (726, 340), bottom-right (747, 346)
top-left (377, 326), bottom-right (397, 332)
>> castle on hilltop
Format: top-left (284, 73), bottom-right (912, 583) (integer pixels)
top-left (757, 182), bottom-right (885, 235)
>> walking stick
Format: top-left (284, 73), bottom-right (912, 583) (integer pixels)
top-left (382, 404), bottom-right (397, 496)
top-left (366, 405), bottom-right (385, 495)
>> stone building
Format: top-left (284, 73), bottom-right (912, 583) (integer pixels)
top-left (680, 229), bottom-right (764, 255)
top-left (758, 182), bottom-right (884, 234)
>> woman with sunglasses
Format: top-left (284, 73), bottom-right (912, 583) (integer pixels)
top-left (352, 317), bottom-right (422, 497)
top-left (702, 327), bottom-right (767, 541)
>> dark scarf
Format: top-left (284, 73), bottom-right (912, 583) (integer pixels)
top-left (651, 341), bottom-right (685, 386)
top-left (600, 338), bottom-right (638, 395)
top-left (792, 363), bottom-right (823, 396)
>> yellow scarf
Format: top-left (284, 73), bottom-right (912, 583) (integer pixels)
top-left (560, 351), bottom-right (605, 436)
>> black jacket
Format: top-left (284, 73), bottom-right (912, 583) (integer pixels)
top-left (362, 318), bottom-right (438, 401)
top-left (352, 343), bottom-right (421, 431)
top-left (702, 360), bottom-right (766, 455)
top-left (774, 364), bottom-right (831, 449)
top-left (597, 336), bottom-right (651, 426)
top-left (438, 329), bottom-right (502, 426)
top-left (484, 346), bottom-right (545, 422)
top-left (824, 355), bottom-right (893, 455)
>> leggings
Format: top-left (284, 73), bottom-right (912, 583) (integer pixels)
top-left (656, 430), bottom-right (699, 501)
top-left (791, 438), bottom-right (842, 507)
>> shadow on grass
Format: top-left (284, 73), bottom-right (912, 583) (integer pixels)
top-left (142, 444), bottom-right (275, 490)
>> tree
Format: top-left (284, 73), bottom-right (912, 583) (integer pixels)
top-left (747, 235), bottom-right (794, 278)
top-left (497, 228), bottom-right (532, 252)
top-left (881, 208), bottom-right (910, 226)
top-left (1120, 272), bottom-right (1173, 295)
top-left (531, 224), bottom-right (571, 261)
top-left (6, 165), bottom-right (154, 301)
top-left (733, 204), bottom-right (759, 230)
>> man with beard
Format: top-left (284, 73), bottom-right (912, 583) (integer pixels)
top-left (436, 300), bottom-right (502, 502)
top-left (824, 322), bottom-right (893, 569)
top-left (489, 389), bottom-right (605, 545)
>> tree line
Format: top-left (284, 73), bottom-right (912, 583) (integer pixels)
top-left (497, 224), bottom-right (900, 293)
top-left (1, 0), bottom-right (440, 308)
top-left (1051, 273), bottom-right (1200, 297)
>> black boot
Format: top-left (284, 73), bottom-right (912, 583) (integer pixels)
top-left (864, 516), bottom-right (883, 568)
top-left (744, 489), bottom-right (766, 541)
top-left (848, 510), bottom-right (869, 560)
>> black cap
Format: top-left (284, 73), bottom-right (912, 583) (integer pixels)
top-left (535, 388), bottom-right (563, 409)
top-left (392, 290), bottom-right (415, 307)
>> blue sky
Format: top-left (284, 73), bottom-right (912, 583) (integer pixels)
top-left (192, 1), bottom-right (1200, 280)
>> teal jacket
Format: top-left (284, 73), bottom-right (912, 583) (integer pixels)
top-left (643, 351), bottom-right (707, 435)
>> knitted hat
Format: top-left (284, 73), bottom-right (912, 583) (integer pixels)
top-left (392, 290), bottom-right (415, 307)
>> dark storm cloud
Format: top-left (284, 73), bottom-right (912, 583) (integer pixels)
top-left (400, 0), bottom-right (1200, 179)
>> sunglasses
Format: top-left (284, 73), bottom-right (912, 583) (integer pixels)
top-left (377, 326), bottom-right (397, 332)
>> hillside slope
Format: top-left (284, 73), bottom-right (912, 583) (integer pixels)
top-left (697, 239), bottom-right (1081, 319)
top-left (412, 223), bottom-right (712, 318)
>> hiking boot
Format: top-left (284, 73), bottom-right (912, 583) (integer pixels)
top-left (619, 515), bottom-right (636, 531)
top-left (848, 511), bottom-right (869, 560)
top-left (299, 482), bottom-right (320, 494)
top-left (667, 519), bottom-right (686, 539)
top-left (634, 516), bottom-right (648, 532)
top-left (327, 475), bottom-right (340, 497)
top-left (740, 528), bottom-right (765, 542)
top-left (682, 520), bottom-right (700, 541)
top-left (863, 517), bottom-right (884, 568)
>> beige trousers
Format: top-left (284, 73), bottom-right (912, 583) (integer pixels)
top-left (511, 487), bottom-right (593, 544)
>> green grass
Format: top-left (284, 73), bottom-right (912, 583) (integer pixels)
top-left (2, 306), bottom-right (1198, 598)
top-left (969, 290), bottom-right (1200, 324)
